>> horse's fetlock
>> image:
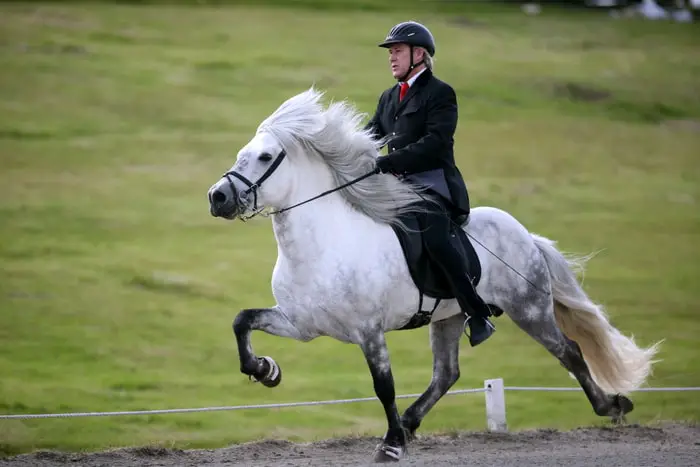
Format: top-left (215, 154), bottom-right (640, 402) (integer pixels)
top-left (448, 368), bottom-right (461, 387)
top-left (385, 427), bottom-right (408, 448)
top-left (240, 358), bottom-right (261, 377)
top-left (592, 400), bottom-right (611, 417)
top-left (401, 417), bottom-right (420, 439)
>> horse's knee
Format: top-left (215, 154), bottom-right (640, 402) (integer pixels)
top-left (232, 309), bottom-right (254, 335)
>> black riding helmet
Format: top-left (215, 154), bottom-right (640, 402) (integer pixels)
top-left (378, 21), bottom-right (435, 82)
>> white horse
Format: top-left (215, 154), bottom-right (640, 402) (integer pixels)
top-left (207, 87), bottom-right (661, 463)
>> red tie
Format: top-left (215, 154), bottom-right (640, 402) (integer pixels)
top-left (399, 82), bottom-right (409, 101)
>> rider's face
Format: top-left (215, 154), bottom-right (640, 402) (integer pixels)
top-left (388, 44), bottom-right (413, 80)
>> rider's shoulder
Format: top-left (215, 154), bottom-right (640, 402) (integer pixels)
top-left (429, 74), bottom-right (457, 97)
top-left (379, 83), bottom-right (399, 98)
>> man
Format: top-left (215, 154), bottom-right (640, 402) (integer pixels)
top-left (365, 21), bottom-right (495, 347)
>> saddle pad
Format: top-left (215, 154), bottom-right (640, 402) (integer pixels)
top-left (391, 212), bottom-right (481, 300)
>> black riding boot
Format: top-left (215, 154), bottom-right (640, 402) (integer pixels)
top-left (419, 200), bottom-right (496, 346)
top-left (464, 294), bottom-right (496, 347)
top-left (431, 235), bottom-right (496, 347)
top-left (453, 271), bottom-right (496, 347)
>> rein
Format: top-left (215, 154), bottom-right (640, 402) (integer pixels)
top-left (268, 169), bottom-right (377, 216)
top-left (221, 149), bottom-right (378, 221)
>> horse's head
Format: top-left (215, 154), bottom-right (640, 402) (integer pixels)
top-left (208, 131), bottom-right (292, 220)
top-left (208, 88), bottom-right (332, 221)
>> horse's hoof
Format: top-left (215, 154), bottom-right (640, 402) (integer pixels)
top-left (611, 394), bottom-right (634, 424)
top-left (257, 356), bottom-right (282, 388)
top-left (373, 443), bottom-right (404, 463)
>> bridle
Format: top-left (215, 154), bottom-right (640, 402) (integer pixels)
top-left (219, 148), bottom-right (377, 222)
top-left (221, 149), bottom-right (287, 221)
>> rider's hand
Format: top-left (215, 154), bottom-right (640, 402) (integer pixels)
top-left (375, 156), bottom-right (395, 174)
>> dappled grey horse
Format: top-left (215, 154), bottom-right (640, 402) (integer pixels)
top-left (207, 88), bottom-right (661, 463)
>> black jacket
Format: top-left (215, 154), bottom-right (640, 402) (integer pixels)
top-left (365, 69), bottom-right (470, 217)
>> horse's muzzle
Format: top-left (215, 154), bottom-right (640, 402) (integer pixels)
top-left (209, 185), bottom-right (239, 219)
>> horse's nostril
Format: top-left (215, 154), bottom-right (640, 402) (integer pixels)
top-left (212, 190), bottom-right (227, 205)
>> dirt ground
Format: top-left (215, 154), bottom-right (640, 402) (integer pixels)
top-left (2, 422), bottom-right (698, 467)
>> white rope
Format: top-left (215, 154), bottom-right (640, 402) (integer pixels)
top-left (0, 388), bottom-right (486, 420)
top-left (504, 386), bottom-right (700, 392)
top-left (2, 385), bottom-right (697, 420)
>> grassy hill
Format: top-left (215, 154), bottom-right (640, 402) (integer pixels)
top-left (0, 1), bottom-right (698, 456)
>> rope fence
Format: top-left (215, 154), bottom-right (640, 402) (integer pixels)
top-left (1, 379), bottom-right (698, 431)
top-left (0, 388), bottom-right (486, 420)
top-left (503, 386), bottom-right (700, 392)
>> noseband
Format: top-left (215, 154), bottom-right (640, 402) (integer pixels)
top-left (221, 149), bottom-right (286, 220)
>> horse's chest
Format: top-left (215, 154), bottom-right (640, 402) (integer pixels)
top-left (271, 265), bottom-right (369, 342)
top-left (273, 258), bottom-right (357, 301)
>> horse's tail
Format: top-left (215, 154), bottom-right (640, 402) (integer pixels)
top-left (531, 233), bottom-right (662, 395)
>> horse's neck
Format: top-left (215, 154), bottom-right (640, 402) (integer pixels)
top-left (271, 166), bottom-right (359, 265)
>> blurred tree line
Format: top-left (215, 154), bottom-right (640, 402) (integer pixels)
top-left (14, 0), bottom-right (693, 20)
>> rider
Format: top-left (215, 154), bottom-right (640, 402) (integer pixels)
top-left (365, 21), bottom-right (495, 347)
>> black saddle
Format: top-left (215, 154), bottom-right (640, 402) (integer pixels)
top-left (391, 211), bottom-right (482, 330)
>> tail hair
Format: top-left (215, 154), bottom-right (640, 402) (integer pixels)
top-left (532, 233), bottom-right (662, 395)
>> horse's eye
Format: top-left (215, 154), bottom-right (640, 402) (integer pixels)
top-left (259, 152), bottom-right (273, 162)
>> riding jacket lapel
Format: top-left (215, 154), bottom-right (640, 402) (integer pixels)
top-left (393, 68), bottom-right (432, 117)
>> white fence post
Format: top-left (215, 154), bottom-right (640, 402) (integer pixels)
top-left (484, 378), bottom-right (507, 432)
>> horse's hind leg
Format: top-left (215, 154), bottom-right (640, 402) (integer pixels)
top-left (232, 306), bottom-right (305, 388)
top-left (400, 313), bottom-right (463, 438)
top-left (510, 298), bottom-right (633, 422)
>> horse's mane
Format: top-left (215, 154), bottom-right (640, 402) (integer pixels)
top-left (255, 87), bottom-right (430, 227)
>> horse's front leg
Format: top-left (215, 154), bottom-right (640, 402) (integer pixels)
top-left (232, 306), bottom-right (304, 388)
top-left (360, 331), bottom-right (407, 463)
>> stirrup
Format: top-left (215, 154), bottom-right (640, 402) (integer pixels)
top-left (462, 315), bottom-right (473, 340)
top-left (462, 314), bottom-right (495, 340)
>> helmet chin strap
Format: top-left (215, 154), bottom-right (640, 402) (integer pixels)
top-left (397, 45), bottom-right (424, 82)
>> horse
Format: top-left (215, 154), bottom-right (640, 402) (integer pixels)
top-left (206, 87), bottom-right (661, 463)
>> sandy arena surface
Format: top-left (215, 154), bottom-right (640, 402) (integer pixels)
top-left (2, 422), bottom-right (698, 466)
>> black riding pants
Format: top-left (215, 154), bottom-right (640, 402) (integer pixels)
top-left (414, 198), bottom-right (488, 319)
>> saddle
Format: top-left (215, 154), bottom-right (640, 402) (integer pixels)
top-left (391, 211), bottom-right (482, 330)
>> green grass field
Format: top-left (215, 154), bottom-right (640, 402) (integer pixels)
top-left (1, 1), bottom-right (699, 457)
